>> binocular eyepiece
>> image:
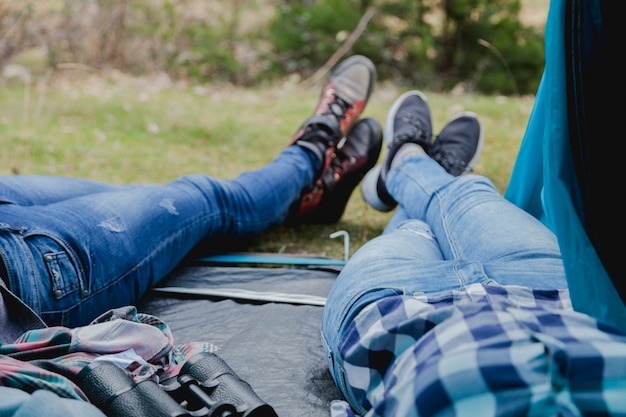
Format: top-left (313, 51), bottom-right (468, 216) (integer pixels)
top-left (163, 352), bottom-right (278, 417)
top-left (77, 352), bottom-right (278, 417)
top-left (78, 359), bottom-right (189, 417)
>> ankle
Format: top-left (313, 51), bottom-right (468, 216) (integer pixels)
top-left (296, 141), bottom-right (326, 175)
top-left (390, 143), bottom-right (426, 170)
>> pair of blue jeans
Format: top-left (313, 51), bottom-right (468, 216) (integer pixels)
top-left (321, 154), bottom-right (567, 396)
top-left (0, 145), bottom-right (316, 327)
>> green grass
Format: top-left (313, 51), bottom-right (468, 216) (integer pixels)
top-left (0, 74), bottom-right (535, 260)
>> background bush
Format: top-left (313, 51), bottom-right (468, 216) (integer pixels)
top-left (1, 0), bottom-right (544, 95)
top-left (268, 0), bottom-right (544, 95)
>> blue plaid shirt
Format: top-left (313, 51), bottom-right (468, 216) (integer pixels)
top-left (331, 283), bottom-right (626, 416)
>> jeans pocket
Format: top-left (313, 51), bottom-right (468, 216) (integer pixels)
top-left (24, 232), bottom-right (86, 304)
top-left (43, 250), bottom-right (80, 299)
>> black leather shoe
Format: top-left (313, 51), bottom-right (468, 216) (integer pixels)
top-left (287, 117), bottom-right (383, 225)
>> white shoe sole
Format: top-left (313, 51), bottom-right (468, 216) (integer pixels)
top-left (361, 164), bottom-right (396, 212)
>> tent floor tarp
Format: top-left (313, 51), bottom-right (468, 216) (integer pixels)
top-left (137, 259), bottom-right (343, 417)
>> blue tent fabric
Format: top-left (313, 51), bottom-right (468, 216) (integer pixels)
top-left (505, 0), bottom-right (626, 332)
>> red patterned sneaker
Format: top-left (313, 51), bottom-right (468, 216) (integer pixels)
top-left (286, 55), bottom-right (378, 225)
top-left (287, 117), bottom-right (383, 225)
top-left (290, 55), bottom-right (376, 179)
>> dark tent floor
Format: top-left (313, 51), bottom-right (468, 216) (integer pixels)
top-left (137, 257), bottom-right (343, 417)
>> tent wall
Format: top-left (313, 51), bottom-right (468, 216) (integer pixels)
top-left (505, 0), bottom-right (626, 331)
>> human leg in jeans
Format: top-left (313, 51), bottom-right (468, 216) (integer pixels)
top-left (0, 55), bottom-right (382, 327)
top-left (321, 91), bottom-right (567, 401)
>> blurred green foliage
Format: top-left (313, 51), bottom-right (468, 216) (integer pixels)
top-left (267, 0), bottom-right (544, 95)
top-left (1, 0), bottom-right (544, 95)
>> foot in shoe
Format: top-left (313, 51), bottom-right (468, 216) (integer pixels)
top-left (290, 55), bottom-right (376, 170)
top-left (287, 117), bottom-right (383, 225)
top-left (430, 111), bottom-right (484, 176)
top-left (285, 55), bottom-right (379, 225)
top-left (361, 90), bottom-right (432, 212)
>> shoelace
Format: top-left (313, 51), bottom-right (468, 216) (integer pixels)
top-left (325, 96), bottom-right (351, 123)
top-left (431, 149), bottom-right (469, 175)
top-left (395, 111), bottom-right (431, 144)
top-left (389, 111), bottom-right (431, 152)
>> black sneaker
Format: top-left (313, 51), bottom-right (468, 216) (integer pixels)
top-left (290, 55), bottom-right (376, 168)
top-left (430, 111), bottom-right (484, 176)
top-left (287, 117), bottom-right (383, 224)
top-left (361, 90), bottom-right (432, 212)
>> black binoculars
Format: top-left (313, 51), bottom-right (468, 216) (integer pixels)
top-left (77, 352), bottom-right (278, 417)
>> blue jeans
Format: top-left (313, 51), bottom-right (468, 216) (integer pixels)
top-left (0, 146), bottom-right (316, 327)
top-left (321, 154), bottom-right (567, 398)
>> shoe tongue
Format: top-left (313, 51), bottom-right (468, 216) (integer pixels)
top-left (329, 101), bottom-right (346, 117)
